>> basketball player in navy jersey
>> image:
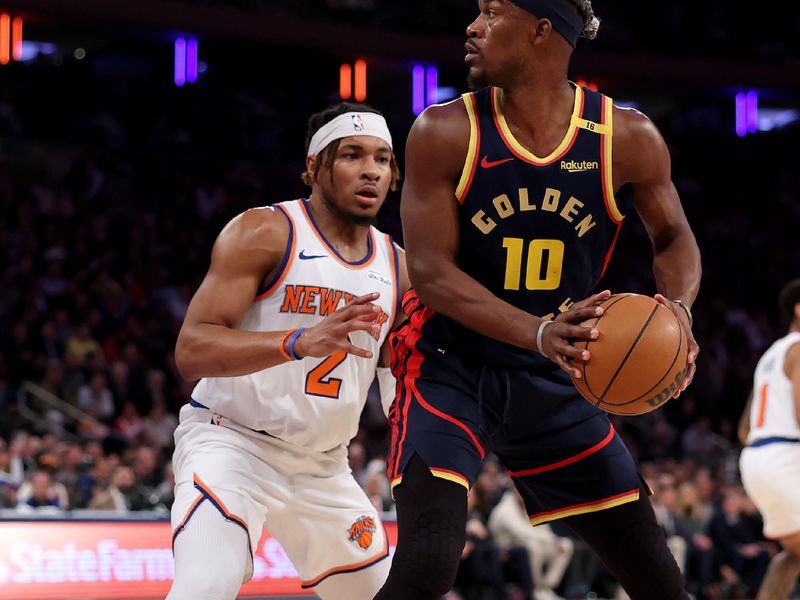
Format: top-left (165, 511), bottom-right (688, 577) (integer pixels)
top-left (375, 2), bottom-right (701, 599)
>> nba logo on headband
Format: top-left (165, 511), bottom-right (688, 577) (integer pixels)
top-left (352, 115), bottom-right (365, 131)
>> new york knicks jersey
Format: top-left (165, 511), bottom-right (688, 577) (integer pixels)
top-left (191, 199), bottom-right (401, 452)
top-left (747, 332), bottom-right (800, 442)
top-left (422, 85), bottom-right (627, 368)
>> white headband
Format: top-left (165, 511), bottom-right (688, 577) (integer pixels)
top-left (307, 112), bottom-right (393, 157)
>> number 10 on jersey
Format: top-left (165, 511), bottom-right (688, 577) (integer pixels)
top-left (502, 238), bottom-right (564, 291)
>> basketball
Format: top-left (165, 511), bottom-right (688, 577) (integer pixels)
top-left (571, 294), bottom-right (688, 416)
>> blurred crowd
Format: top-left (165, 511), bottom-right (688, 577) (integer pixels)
top-left (1, 31), bottom-right (799, 600)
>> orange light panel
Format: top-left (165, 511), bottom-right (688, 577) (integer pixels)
top-left (11, 17), bottom-right (22, 61)
top-left (354, 59), bottom-right (367, 101)
top-left (339, 64), bottom-right (352, 100)
top-left (0, 14), bottom-right (10, 65)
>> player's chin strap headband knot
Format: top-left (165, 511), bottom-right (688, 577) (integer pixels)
top-left (307, 112), bottom-right (393, 158)
top-left (514, 0), bottom-right (584, 47)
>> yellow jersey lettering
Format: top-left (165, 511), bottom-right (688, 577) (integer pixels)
top-left (519, 188), bottom-right (536, 212)
top-left (472, 210), bottom-right (497, 235)
top-left (560, 197), bottom-right (583, 224)
top-left (541, 188), bottom-right (560, 213)
top-left (493, 194), bottom-right (515, 219)
top-left (575, 214), bottom-right (597, 238)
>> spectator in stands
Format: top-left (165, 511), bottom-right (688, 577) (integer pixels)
top-left (0, 436), bottom-right (24, 488)
top-left (108, 360), bottom-right (131, 407)
top-left (76, 371), bottom-right (115, 423)
top-left (141, 401), bottom-right (177, 449)
top-left (348, 440), bottom-right (368, 487)
top-left (64, 323), bottom-right (105, 368)
top-left (16, 470), bottom-right (68, 511)
top-left (707, 487), bottom-right (772, 597)
top-left (651, 476), bottom-right (689, 574)
top-left (455, 487), bottom-right (533, 600)
top-left (114, 400), bottom-right (144, 444)
top-left (675, 481), bottom-right (716, 598)
top-left (88, 464), bottom-right (140, 512)
top-left (363, 469), bottom-right (392, 513)
top-left (54, 443), bottom-right (85, 508)
top-left (74, 454), bottom-right (116, 508)
top-left (490, 487), bottom-right (574, 600)
top-left (133, 446), bottom-right (161, 489)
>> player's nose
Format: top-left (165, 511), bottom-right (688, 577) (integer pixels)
top-left (466, 18), bottom-right (483, 39)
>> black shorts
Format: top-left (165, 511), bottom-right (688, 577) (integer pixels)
top-left (386, 297), bottom-right (642, 526)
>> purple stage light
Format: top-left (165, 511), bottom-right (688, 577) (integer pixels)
top-left (426, 66), bottom-right (438, 107)
top-left (412, 65), bottom-right (425, 116)
top-left (735, 92), bottom-right (746, 138)
top-left (186, 39), bottom-right (198, 84)
top-left (174, 38), bottom-right (186, 87)
top-left (746, 91), bottom-right (758, 134)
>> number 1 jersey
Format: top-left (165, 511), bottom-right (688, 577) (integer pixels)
top-left (422, 85), bottom-right (626, 369)
top-left (191, 199), bottom-right (401, 452)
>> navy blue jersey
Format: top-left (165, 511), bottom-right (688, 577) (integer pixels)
top-left (421, 85), bottom-right (627, 369)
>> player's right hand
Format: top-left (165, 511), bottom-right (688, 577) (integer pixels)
top-left (293, 292), bottom-right (382, 359)
top-left (539, 290), bottom-right (611, 379)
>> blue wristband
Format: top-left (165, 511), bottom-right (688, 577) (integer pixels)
top-left (287, 328), bottom-right (305, 360)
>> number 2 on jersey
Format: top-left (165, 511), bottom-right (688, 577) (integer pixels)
top-left (305, 351), bottom-right (346, 398)
top-left (502, 238), bottom-right (565, 291)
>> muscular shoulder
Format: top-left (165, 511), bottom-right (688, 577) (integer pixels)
top-left (612, 105), bottom-right (671, 186)
top-left (407, 98), bottom-right (471, 178)
top-left (786, 340), bottom-right (800, 376)
top-left (219, 206), bottom-right (290, 254)
top-left (212, 205), bottom-right (290, 272)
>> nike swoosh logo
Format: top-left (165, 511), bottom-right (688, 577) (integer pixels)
top-left (299, 250), bottom-right (327, 261)
top-left (480, 156), bottom-right (515, 169)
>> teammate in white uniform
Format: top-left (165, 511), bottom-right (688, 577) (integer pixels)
top-left (739, 279), bottom-right (800, 600)
top-left (166, 103), bottom-right (409, 600)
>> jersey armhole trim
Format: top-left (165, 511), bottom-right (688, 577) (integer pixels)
top-left (255, 204), bottom-right (296, 301)
top-left (387, 237), bottom-right (401, 328)
top-left (455, 93), bottom-right (480, 204)
top-left (600, 97), bottom-right (625, 224)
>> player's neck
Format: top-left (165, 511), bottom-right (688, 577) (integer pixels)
top-left (790, 320), bottom-right (800, 334)
top-left (498, 76), bottom-right (575, 152)
top-left (306, 195), bottom-right (371, 258)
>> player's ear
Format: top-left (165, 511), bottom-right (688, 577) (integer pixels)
top-left (306, 155), bottom-right (318, 182)
top-left (531, 17), bottom-right (552, 46)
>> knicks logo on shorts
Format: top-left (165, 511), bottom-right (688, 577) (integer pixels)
top-left (347, 515), bottom-right (377, 550)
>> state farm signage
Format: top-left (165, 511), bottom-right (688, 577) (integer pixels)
top-left (0, 520), bottom-right (397, 599)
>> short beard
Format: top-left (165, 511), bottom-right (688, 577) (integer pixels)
top-left (467, 70), bottom-right (488, 91)
top-left (320, 191), bottom-right (376, 227)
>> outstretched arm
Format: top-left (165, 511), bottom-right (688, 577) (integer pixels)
top-left (615, 107), bottom-right (702, 395)
top-left (175, 207), bottom-right (380, 381)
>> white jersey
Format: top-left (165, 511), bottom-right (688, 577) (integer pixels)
top-left (747, 331), bottom-right (800, 443)
top-left (191, 199), bottom-right (400, 452)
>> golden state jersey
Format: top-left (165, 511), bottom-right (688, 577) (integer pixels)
top-left (191, 199), bottom-right (401, 452)
top-left (422, 85), bottom-right (627, 368)
top-left (747, 332), bottom-right (800, 442)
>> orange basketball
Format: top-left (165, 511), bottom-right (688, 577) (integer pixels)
top-left (571, 293), bottom-right (688, 416)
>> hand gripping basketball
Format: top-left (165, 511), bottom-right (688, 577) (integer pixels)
top-left (293, 292), bottom-right (382, 359)
top-left (654, 294), bottom-right (699, 398)
top-left (538, 290), bottom-right (612, 379)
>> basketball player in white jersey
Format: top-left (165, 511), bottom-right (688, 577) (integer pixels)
top-left (739, 278), bottom-right (800, 600)
top-left (166, 102), bottom-right (409, 600)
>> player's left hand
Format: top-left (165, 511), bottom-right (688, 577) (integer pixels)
top-left (655, 294), bottom-right (699, 398)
